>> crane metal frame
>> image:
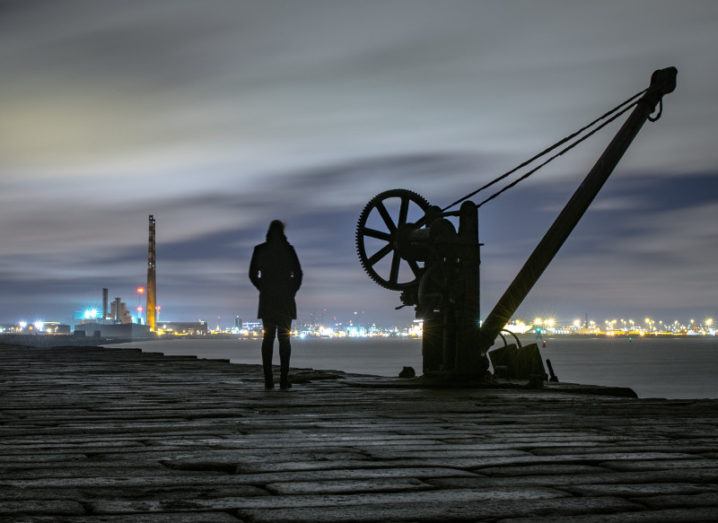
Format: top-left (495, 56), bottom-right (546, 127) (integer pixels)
top-left (356, 67), bottom-right (677, 380)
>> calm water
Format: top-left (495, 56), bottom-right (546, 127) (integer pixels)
top-left (109, 336), bottom-right (718, 399)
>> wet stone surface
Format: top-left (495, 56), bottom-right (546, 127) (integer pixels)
top-left (1, 344), bottom-right (718, 521)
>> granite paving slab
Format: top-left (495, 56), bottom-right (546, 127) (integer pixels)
top-left (1, 344), bottom-right (718, 521)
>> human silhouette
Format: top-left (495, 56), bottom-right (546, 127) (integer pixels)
top-left (249, 220), bottom-right (302, 390)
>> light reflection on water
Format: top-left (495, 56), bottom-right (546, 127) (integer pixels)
top-left (109, 336), bottom-right (718, 399)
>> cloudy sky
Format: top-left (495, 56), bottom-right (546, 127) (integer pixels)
top-left (1, 0), bottom-right (717, 326)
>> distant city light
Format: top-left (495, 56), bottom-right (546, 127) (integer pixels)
top-left (137, 287), bottom-right (145, 294)
top-left (318, 326), bottom-right (334, 337)
top-left (3, 307), bottom-right (716, 339)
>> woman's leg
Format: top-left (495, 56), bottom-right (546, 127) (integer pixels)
top-left (261, 320), bottom-right (277, 388)
top-left (278, 319), bottom-right (292, 388)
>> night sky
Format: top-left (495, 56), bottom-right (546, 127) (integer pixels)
top-left (1, 1), bottom-right (717, 327)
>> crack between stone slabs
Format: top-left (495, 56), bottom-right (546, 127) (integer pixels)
top-left (223, 509), bottom-right (244, 521)
top-left (621, 496), bottom-right (653, 510)
top-left (78, 500), bottom-right (95, 515)
top-left (467, 457), bottom-right (612, 474)
top-left (160, 460), bottom-right (237, 474)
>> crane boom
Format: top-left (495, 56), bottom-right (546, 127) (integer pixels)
top-left (477, 67), bottom-right (677, 355)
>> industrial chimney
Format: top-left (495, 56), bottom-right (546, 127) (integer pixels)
top-left (102, 288), bottom-right (109, 322)
top-left (113, 297), bottom-right (121, 324)
top-left (146, 215), bottom-right (157, 333)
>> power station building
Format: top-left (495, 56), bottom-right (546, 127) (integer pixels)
top-left (75, 287), bottom-right (149, 339)
top-left (75, 322), bottom-right (149, 339)
top-left (73, 215), bottom-right (159, 339)
top-left (110, 297), bottom-right (132, 324)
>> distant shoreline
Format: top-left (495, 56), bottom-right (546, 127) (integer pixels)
top-left (2, 331), bottom-right (715, 349)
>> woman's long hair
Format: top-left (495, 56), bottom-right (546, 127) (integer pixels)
top-left (266, 219), bottom-right (287, 243)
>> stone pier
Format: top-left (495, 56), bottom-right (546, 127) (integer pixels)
top-left (1, 345), bottom-right (718, 521)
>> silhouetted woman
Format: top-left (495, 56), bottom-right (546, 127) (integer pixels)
top-left (249, 220), bottom-right (302, 389)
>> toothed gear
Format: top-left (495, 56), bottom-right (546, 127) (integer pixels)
top-left (356, 189), bottom-right (431, 290)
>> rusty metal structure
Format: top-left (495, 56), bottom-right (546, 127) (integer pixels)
top-left (356, 67), bottom-right (677, 380)
top-left (146, 214), bottom-right (157, 333)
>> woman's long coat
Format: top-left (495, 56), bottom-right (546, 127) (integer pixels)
top-left (249, 241), bottom-right (302, 321)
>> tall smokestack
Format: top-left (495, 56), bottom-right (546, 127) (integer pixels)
top-left (114, 297), bottom-right (121, 324)
top-left (102, 288), bottom-right (109, 321)
top-left (146, 215), bottom-right (157, 332)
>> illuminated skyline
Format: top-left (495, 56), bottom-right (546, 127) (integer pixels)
top-left (1, 304), bottom-right (715, 336)
top-left (1, 2), bottom-right (717, 325)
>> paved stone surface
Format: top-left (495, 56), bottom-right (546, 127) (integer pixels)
top-left (1, 345), bottom-right (718, 521)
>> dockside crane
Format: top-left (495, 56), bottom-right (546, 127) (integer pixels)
top-left (355, 67), bottom-right (677, 381)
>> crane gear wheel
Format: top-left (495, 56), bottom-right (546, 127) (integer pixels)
top-left (356, 189), bottom-right (431, 290)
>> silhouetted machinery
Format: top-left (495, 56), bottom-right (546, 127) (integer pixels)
top-left (356, 67), bottom-right (677, 381)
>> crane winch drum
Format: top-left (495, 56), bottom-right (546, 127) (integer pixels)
top-left (355, 67), bottom-right (677, 380)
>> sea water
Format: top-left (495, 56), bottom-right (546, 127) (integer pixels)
top-left (109, 336), bottom-right (718, 399)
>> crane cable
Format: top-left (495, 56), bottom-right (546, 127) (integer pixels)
top-left (477, 100), bottom-right (640, 208)
top-left (441, 88), bottom-right (649, 212)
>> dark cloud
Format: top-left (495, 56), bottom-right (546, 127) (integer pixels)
top-left (1, 1), bottom-right (716, 325)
